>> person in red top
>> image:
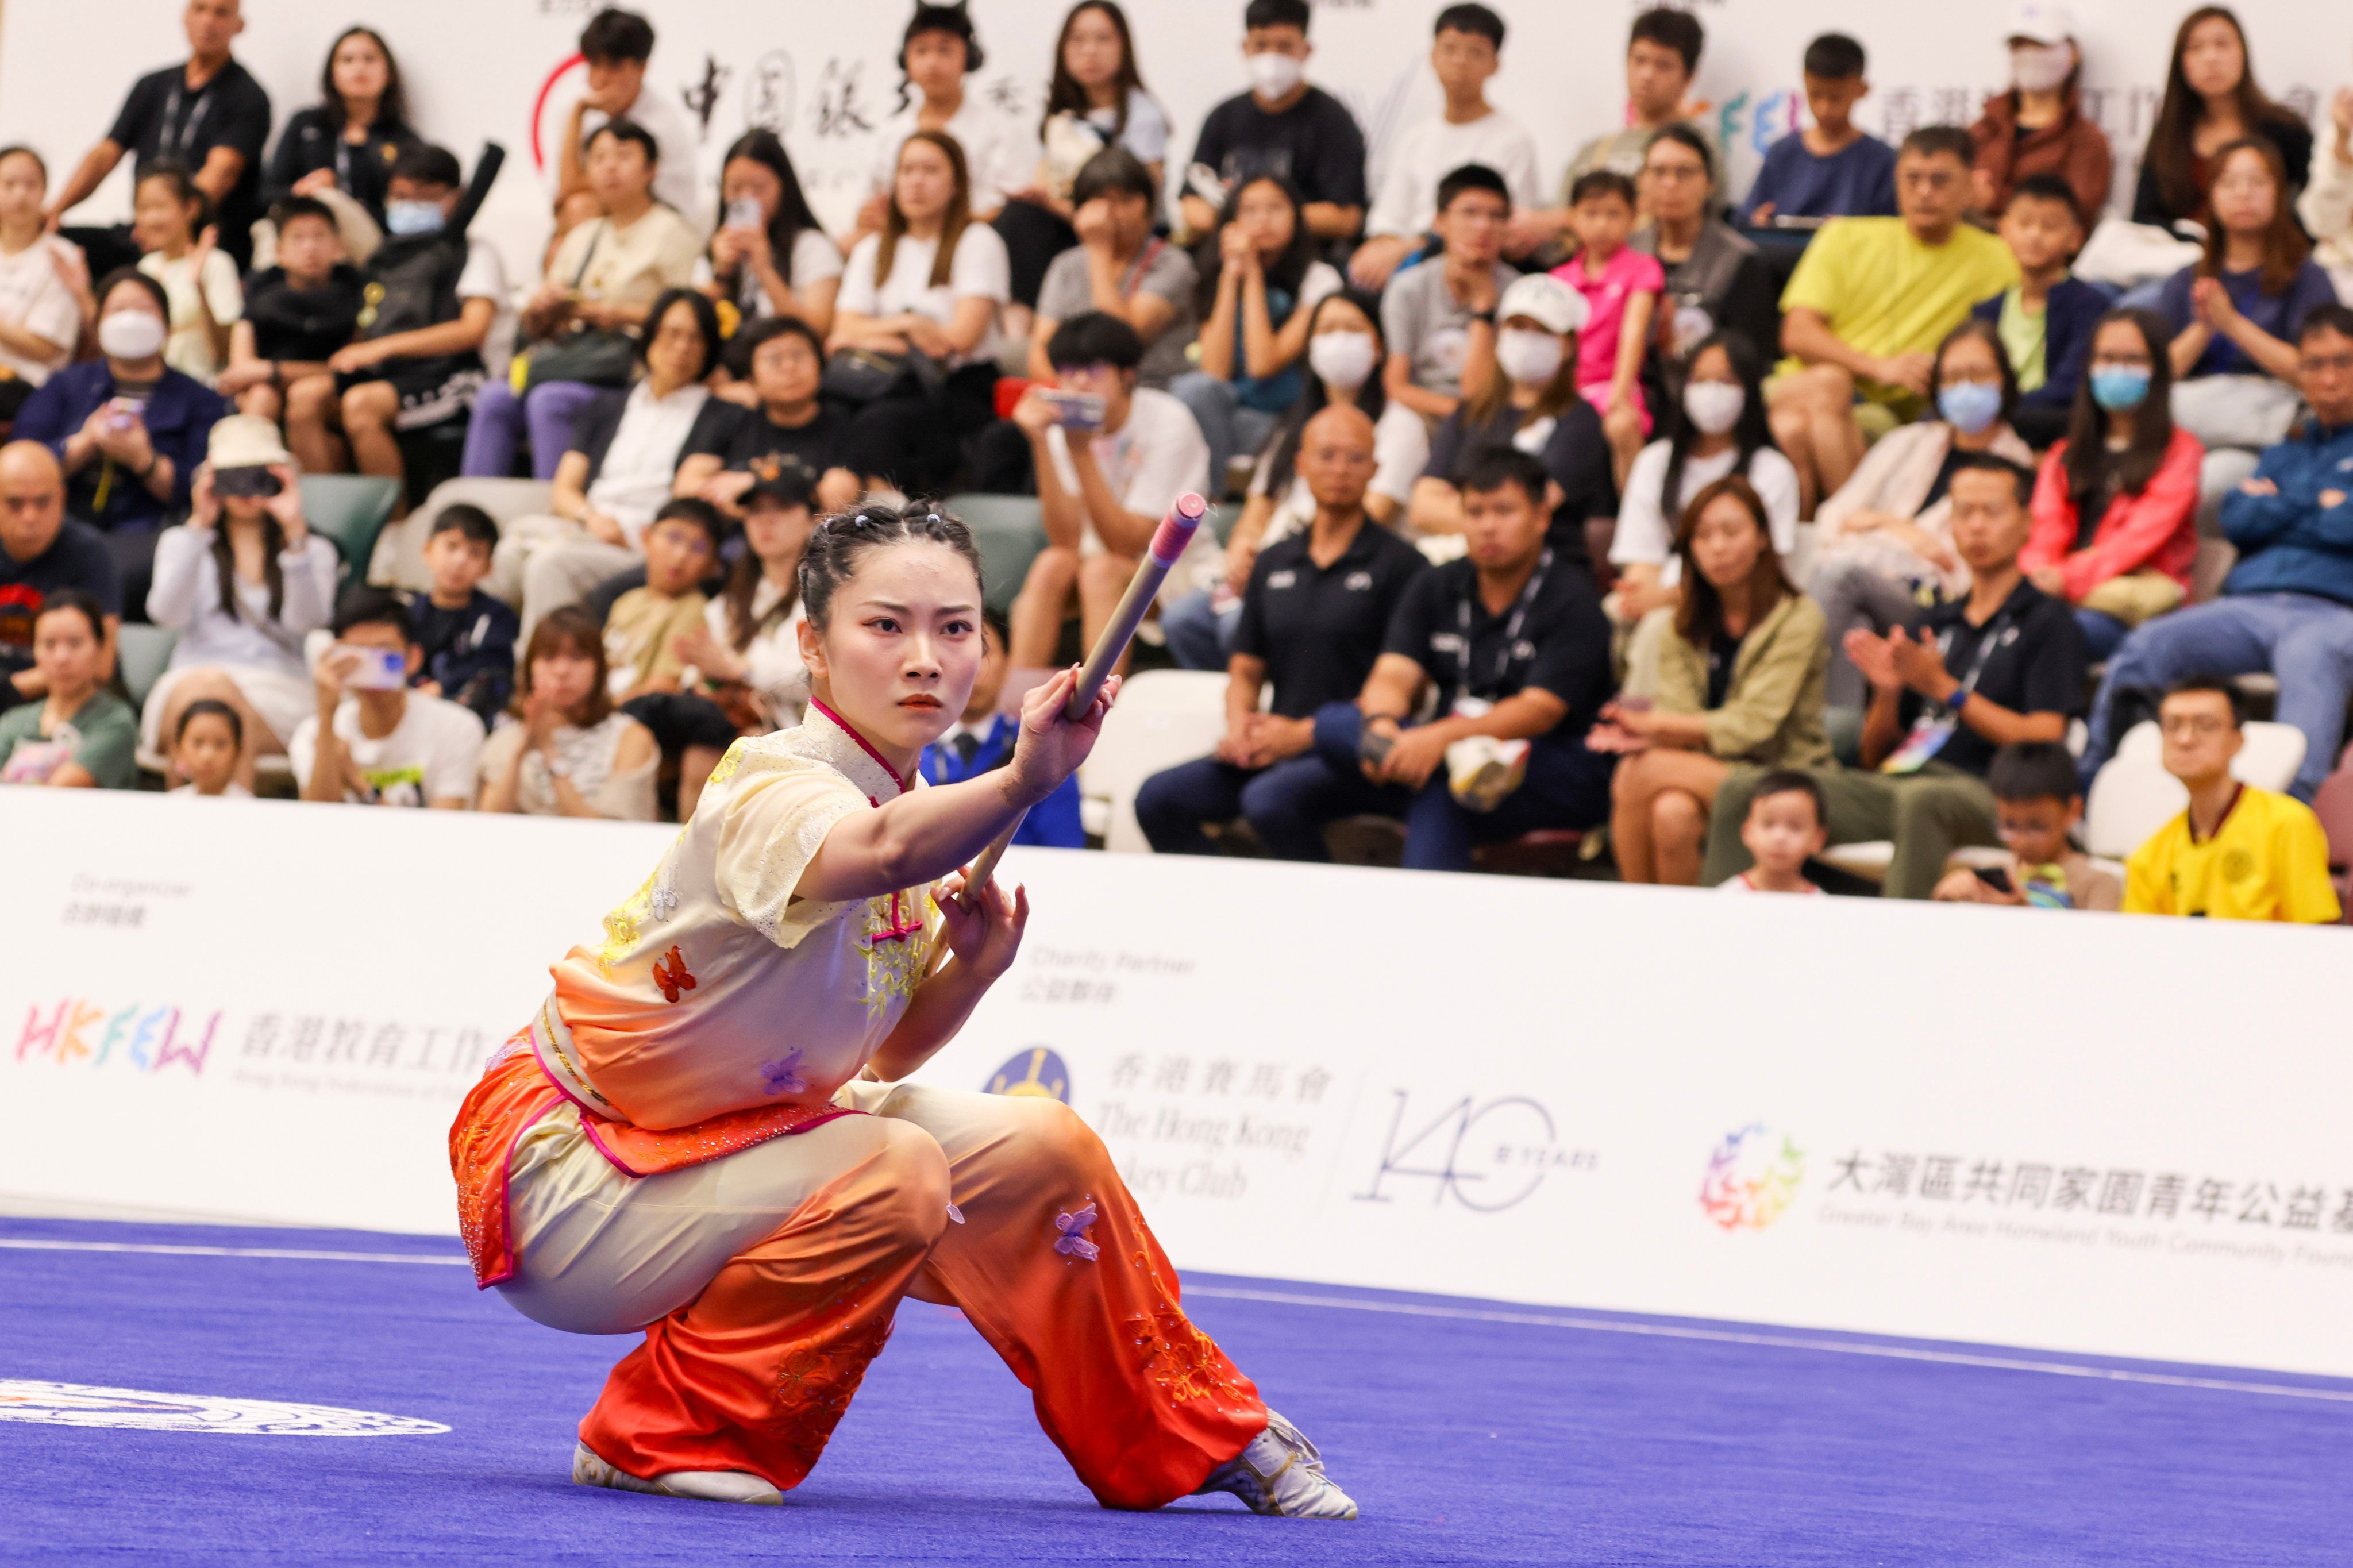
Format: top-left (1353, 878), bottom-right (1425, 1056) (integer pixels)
top-left (2023, 308), bottom-right (2204, 661)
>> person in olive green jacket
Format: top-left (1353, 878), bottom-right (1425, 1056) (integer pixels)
top-left (1589, 474), bottom-right (1830, 884)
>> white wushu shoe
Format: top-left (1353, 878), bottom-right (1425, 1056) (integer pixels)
top-left (1192, 1410), bottom-right (1358, 1520)
top-left (572, 1441), bottom-right (783, 1505)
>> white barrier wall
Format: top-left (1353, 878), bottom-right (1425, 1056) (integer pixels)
top-left (1, 1), bottom-right (2348, 280)
top-left (6, 788), bottom-right (2353, 1380)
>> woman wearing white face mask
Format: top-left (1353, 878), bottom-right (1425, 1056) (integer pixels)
top-left (1161, 289), bottom-right (1404, 670)
top-left (1410, 273), bottom-right (1613, 561)
top-left (1607, 332), bottom-right (1801, 644)
top-left (13, 267), bottom-right (229, 612)
top-left (1966, 4), bottom-right (2113, 221)
top-left (1807, 318), bottom-right (2035, 730)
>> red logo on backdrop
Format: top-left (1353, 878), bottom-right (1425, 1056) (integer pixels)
top-left (530, 53), bottom-right (587, 174)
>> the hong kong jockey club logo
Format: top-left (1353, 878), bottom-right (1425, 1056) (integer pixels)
top-left (1700, 1124), bottom-right (1807, 1231)
top-left (986, 1047), bottom-right (1071, 1104)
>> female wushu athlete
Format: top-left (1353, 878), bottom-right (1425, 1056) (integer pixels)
top-left (449, 502), bottom-right (1355, 1517)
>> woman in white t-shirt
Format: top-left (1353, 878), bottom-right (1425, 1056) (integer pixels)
top-left (698, 129), bottom-right (844, 340)
top-left (477, 606), bottom-right (658, 820)
top-left (831, 130), bottom-right (1010, 498)
top-left (0, 148), bottom-right (83, 403)
top-left (133, 165), bottom-right (240, 387)
top-left (996, 1), bottom-right (1173, 311)
top-left (1608, 332), bottom-right (1800, 626)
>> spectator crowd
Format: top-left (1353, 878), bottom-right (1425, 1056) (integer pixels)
top-left (3, 0), bottom-right (2352, 924)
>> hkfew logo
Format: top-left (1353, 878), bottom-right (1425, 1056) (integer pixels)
top-left (1356, 1091), bottom-right (1595, 1212)
top-left (1700, 1124), bottom-right (1807, 1231)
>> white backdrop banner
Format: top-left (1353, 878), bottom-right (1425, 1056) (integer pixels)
top-left (5, 789), bottom-right (2353, 1381)
top-left (1, 0), bottom-right (2347, 278)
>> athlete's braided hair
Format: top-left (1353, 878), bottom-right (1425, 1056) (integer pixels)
top-left (798, 499), bottom-right (985, 630)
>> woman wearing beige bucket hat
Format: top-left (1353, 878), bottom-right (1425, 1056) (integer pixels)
top-left (141, 413), bottom-right (340, 789)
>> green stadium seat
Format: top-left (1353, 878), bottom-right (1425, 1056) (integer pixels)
top-left (299, 474), bottom-right (402, 587)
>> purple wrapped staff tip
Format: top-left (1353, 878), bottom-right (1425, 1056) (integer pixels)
top-left (1149, 492), bottom-right (1208, 568)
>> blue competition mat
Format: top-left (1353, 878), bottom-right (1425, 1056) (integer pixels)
top-left (3, 1215), bottom-right (2348, 1565)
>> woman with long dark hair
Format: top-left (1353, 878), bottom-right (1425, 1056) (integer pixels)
top-left (1172, 172), bottom-right (1339, 494)
top-left (142, 415), bottom-right (340, 791)
top-left (831, 129), bottom-right (1008, 497)
top-left (701, 129), bottom-right (842, 336)
top-left (2132, 6), bottom-right (2313, 232)
top-left (2021, 309), bottom-right (2204, 660)
top-left (997, 1), bottom-right (1171, 310)
top-left (1592, 475), bottom-right (1828, 886)
top-left (2156, 138), bottom-right (2338, 457)
top-left (263, 26), bottom-right (419, 226)
top-left (1608, 329), bottom-right (1797, 630)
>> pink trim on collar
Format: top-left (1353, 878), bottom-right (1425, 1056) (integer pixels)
top-left (808, 698), bottom-right (910, 795)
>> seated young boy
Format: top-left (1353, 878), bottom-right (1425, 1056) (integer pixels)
top-left (1744, 34), bottom-right (1896, 225)
top-left (1931, 740), bottom-right (2120, 910)
top-left (918, 609), bottom-right (1084, 849)
top-left (1377, 163), bottom-right (1518, 483)
top-left (1968, 173), bottom-right (2105, 449)
top-left (410, 503), bottom-right (519, 727)
top-left (606, 496), bottom-right (734, 820)
top-left (216, 197), bottom-right (364, 472)
top-left (1719, 770), bottom-right (1828, 894)
top-left (323, 145), bottom-right (506, 494)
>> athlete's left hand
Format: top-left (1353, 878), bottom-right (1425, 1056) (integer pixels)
top-left (938, 866), bottom-right (1030, 981)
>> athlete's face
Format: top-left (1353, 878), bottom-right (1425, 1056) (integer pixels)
top-left (799, 540), bottom-right (984, 767)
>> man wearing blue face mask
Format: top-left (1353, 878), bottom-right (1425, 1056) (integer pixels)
top-left (2081, 306), bottom-right (2353, 803)
top-left (311, 145), bottom-right (506, 502)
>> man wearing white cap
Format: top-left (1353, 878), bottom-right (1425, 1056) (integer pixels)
top-left (1411, 272), bottom-right (1616, 563)
top-left (1966, 2), bottom-right (2114, 221)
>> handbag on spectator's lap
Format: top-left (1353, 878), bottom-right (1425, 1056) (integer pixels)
top-left (519, 221), bottom-right (637, 394)
top-left (820, 344), bottom-right (945, 406)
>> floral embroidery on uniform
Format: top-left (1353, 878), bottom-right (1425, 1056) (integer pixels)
top-left (945, 1203), bottom-right (965, 1224)
top-left (704, 738), bottom-right (749, 789)
top-left (759, 1050), bottom-right (807, 1096)
top-left (652, 945), bottom-right (698, 1003)
top-left (649, 881), bottom-right (679, 923)
top-left (598, 870), bottom-right (658, 968)
top-left (1122, 1249), bottom-right (1247, 1408)
top-left (1053, 1200), bottom-right (1101, 1261)
top-left (861, 889), bottom-right (930, 1019)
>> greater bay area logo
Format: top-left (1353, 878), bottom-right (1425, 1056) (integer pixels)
top-left (986, 1046), bottom-right (1072, 1103)
top-left (1700, 1124), bottom-right (1808, 1231)
top-left (0, 1380), bottom-right (448, 1436)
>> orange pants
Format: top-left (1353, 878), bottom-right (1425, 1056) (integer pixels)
top-left (496, 1078), bottom-right (1268, 1508)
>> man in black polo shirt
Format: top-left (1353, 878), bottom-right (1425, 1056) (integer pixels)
top-left (1250, 448), bottom-right (1614, 870)
top-left (1135, 406), bottom-right (1424, 858)
top-left (47, 0), bottom-right (274, 272)
top-left (0, 442), bottom-right (121, 714)
top-left (673, 318), bottom-right (860, 521)
top-left (1178, 0), bottom-right (1369, 244)
top-left (1704, 452), bottom-right (2085, 899)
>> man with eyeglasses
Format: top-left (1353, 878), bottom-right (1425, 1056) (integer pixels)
top-left (2082, 305), bottom-right (2353, 802)
top-left (1766, 125), bottom-right (2020, 505)
top-left (2123, 677), bottom-right (2339, 922)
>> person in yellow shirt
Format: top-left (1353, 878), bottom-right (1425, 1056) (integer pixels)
top-left (2124, 678), bottom-right (2342, 922)
top-left (1768, 125), bottom-right (2021, 507)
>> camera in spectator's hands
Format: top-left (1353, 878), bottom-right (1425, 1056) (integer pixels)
top-left (213, 465), bottom-right (284, 500)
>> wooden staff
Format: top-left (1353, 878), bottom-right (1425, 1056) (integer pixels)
top-left (960, 491), bottom-right (1208, 911)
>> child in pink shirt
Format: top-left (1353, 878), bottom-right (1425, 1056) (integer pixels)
top-left (1551, 169), bottom-right (1662, 485)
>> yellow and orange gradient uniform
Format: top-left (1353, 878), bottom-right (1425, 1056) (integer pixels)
top-left (449, 703), bottom-right (1265, 1505)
